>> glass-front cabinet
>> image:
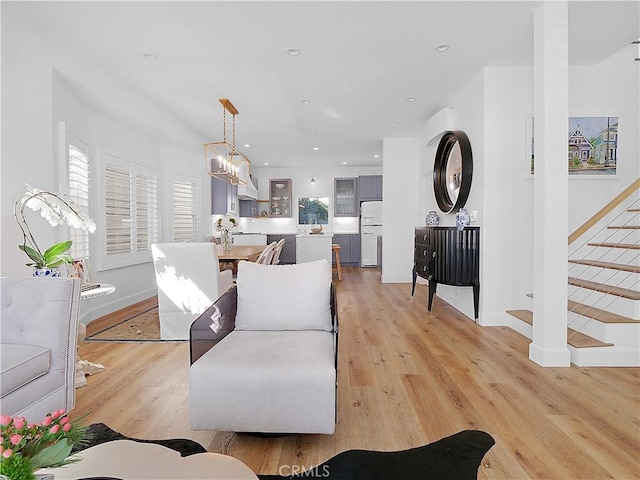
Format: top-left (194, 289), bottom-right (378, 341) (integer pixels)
top-left (269, 178), bottom-right (292, 217)
top-left (334, 177), bottom-right (357, 217)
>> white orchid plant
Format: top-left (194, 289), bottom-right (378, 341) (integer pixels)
top-left (13, 185), bottom-right (96, 269)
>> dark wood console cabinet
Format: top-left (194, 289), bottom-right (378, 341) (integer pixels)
top-left (412, 226), bottom-right (480, 319)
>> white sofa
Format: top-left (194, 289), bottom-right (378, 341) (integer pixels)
top-left (151, 243), bottom-right (234, 340)
top-left (189, 259), bottom-right (338, 434)
top-left (0, 277), bottom-right (80, 421)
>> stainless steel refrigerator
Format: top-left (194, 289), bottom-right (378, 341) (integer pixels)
top-left (360, 201), bottom-right (383, 267)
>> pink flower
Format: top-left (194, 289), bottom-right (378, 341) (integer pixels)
top-left (60, 417), bottom-right (70, 425)
top-left (2, 449), bottom-right (12, 458)
top-left (9, 434), bottom-right (22, 445)
top-left (42, 415), bottom-right (53, 426)
top-left (49, 425), bottom-right (60, 435)
top-left (12, 417), bottom-right (25, 430)
top-left (62, 423), bottom-right (72, 432)
top-left (0, 415), bottom-right (12, 426)
top-left (51, 410), bottom-right (65, 420)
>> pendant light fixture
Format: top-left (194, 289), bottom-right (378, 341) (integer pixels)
top-left (203, 98), bottom-right (250, 185)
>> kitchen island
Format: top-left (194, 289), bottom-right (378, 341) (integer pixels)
top-left (296, 233), bottom-right (333, 264)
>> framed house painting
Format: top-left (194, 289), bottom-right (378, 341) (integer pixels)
top-left (568, 116), bottom-right (618, 176)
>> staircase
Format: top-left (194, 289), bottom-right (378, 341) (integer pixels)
top-left (507, 179), bottom-right (639, 367)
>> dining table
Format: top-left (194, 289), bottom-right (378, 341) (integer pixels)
top-left (216, 244), bottom-right (266, 274)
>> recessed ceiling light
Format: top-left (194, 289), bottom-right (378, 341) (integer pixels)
top-left (312, 147), bottom-right (319, 151)
top-left (301, 99), bottom-right (311, 104)
top-left (435, 44), bottom-right (450, 53)
top-left (391, 126), bottom-right (398, 131)
top-left (308, 128), bottom-right (316, 133)
top-left (373, 154), bottom-right (380, 158)
top-left (143, 53), bottom-right (157, 61)
top-left (406, 97), bottom-right (416, 102)
top-left (287, 48), bottom-right (301, 56)
top-left (244, 144), bottom-right (250, 148)
top-left (263, 162), bottom-right (269, 166)
top-left (342, 161), bottom-right (347, 165)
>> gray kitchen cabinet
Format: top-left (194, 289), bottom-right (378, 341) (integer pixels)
top-left (332, 233), bottom-right (360, 266)
top-left (211, 177), bottom-right (238, 215)
top-left (358, 175), bottom-right (383, 202)
top-left (334, 177), bottom-right (358, 216)
top-left (267, 234), bottom-right (296, 264)
top-left (269, 179), bottom-right (292, 217)
top-left (239, 199), bottom-right (258, 217)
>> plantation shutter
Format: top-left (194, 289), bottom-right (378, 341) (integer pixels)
top-left (105, 165), bottom-right (132, 255)
top-left (173, 180), bottom-right (198, 242)
top-left (67, 141), bottom-right (91, 260)
top-left (136, 172), bottom-right (159, 252)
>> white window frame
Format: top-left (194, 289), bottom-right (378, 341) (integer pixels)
top-left (57, 122), bottom-right (92, 262)
top-left (172, 175), bottom-right (200, 243)
top-left (96, 149), bottom-right (158, 270)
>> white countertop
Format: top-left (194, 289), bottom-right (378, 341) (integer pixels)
top-left (296, 233), bottom-right (334, 238)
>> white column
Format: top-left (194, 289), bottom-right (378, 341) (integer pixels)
top-left (530, 1), bottom-right (571, 367)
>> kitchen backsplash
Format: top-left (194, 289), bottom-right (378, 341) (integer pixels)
top-left (211, 216), bottom-right (360, 235)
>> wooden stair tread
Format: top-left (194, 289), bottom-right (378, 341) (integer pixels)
top-left (506, 310), bottom-right (614, 348)
top-left (587, 242), bottom-right (640, 250)
top-left (567, 300), bottom-right (639, 324)
top-left (628, 208), bottom-right (640, 212)
top-left (607, 225), bottom-right (639, 229)
top-left (568, 277), bottom-right (640, 300)
top-left (568, 259), bottom-right (640, 273)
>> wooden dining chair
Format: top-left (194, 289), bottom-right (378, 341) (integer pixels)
top-left (256, 242), bottom-right (277, 265)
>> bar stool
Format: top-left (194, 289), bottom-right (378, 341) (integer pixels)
top-left (331, 244), bottom-right (343, 280)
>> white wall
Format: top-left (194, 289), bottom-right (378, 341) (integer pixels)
top-left (481, 66), bottom-right (535, 325)
top-left (1, 6), bottom-right (208, 324)
top-left (381, 138), bottom-right (420, 283)
top-left (568, 47), bottom-right (640, 232)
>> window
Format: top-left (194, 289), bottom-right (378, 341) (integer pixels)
top-left (100, 152), bottom-right (158, 268)
top-left (60, 127), bottom-right (91, 261)
top-left (172, 178), bottom-right (199, 242)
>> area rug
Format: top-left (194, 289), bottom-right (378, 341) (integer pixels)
top-left (75, 426), bottom-right (494, 479)
top-left (258, 430), bottom-right (495, 480)
top-left (85, 306), bottom-right (183, 342)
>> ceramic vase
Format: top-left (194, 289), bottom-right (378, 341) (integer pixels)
top-left (32, 267), bottom-right (62, 278)
top-left (426, 211), bottom-right (440, 226)
top-left (456, 208), bottom-right (470, 230)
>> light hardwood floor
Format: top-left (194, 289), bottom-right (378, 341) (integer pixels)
top-left (74, 267), bottom-right (640, 479)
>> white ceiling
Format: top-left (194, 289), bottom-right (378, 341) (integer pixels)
top-left (8, 1), bottom-right (640, 169)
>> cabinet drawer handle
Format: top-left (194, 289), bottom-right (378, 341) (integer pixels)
top-left (423, 250), bottom-right (427, 257)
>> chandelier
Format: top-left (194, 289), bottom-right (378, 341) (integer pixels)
top-left (204, 98), bottom-right (250, 185)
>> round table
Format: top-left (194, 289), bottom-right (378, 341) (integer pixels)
top-left (38, 440), bottom-right (258, 480)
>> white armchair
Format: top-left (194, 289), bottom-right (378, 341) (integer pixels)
top-left (190, 260), bottom-right (338, 434)
top-left (0, 277), bottom-right (80, 422)
top-left (151, 243), bottom-right (234, 340)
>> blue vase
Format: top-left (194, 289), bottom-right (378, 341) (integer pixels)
top-left (426, 211), bottom-right (440, 226)
top-left (32, 267), bottom-right (62, 277)
top-left (456, 209), bottom-right (470, 230)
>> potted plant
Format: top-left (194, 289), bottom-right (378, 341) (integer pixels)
top-left (0, 410), bottom-right (89, 480)
top-left (14, 185), bottom-right (96, 277)
top-left (214, 215), bottom-right (237, 251)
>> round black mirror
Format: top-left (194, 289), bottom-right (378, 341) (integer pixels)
top-left (433, 130), bottom-right (473, 213)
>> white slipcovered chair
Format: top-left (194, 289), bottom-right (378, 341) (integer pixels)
top-left (189, 259), bottom-right (338, 434)
top-left (151, 243), bottom-right (234, 340)
top-left (270, 238), bottom-right (286, 265)
top-left (0, 277), bottom-right (80, 422)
